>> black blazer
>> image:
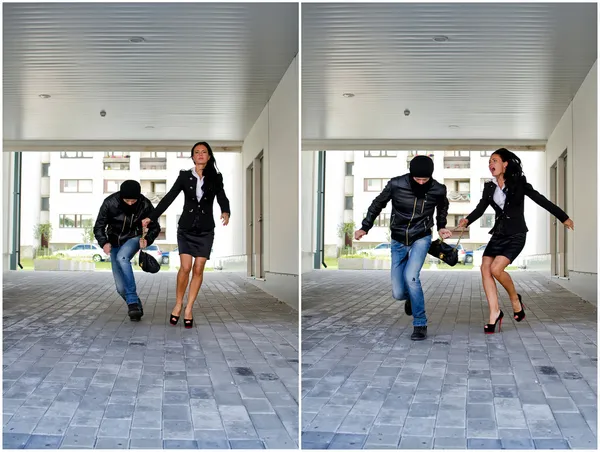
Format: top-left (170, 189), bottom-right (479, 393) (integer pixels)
top-left (149, 170), bottom-right (230, 232)
top-left (466, 178), bottom-right (569, 236)
top-left (362, 174), bottom-right (449, 245)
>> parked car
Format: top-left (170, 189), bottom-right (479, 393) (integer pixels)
top-left (161, 247), bottom-right (179, 265)
top-left (472, 244), bottom-right (487, 263)
top-left (358, 242), bottom-right (391, 257)
top-left (53, 243), bottom-right (109, 262)
top-left (135, 244), bottom-right (162, 266)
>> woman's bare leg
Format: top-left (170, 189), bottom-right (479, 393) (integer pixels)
top-left (481, 256), bottom-right (502, 324)
top-left (490, 256), bottom-right (521, 312)
top-left (184, 257), bottom-right (207, 319)
top-left (172, 254), bottom-right (193, 317)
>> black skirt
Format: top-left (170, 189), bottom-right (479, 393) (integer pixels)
top-left (483, 232), bottom-right (526, 263)
top-left (177, 229), bottom-right (215, 259)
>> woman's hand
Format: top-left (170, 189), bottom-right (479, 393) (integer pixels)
top-left (457, 218), bottom-right (469, 229)
top-left (141, 218), bottom-right (152, 228)
top-left (438, 228), bottom-right (452, 240)
top-left (354, 229), bottom-right (366, 240)
top-left (563, 218), bottom-right (574, 230)
top-left (221, 213), bottom-right (230, 226)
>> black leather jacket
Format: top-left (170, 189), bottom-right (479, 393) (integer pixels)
top-left (94, 193), bottom-right (160, 247)
top-left (149, 170), bottom-right (230, 232)
top-left (362, 174), bottom-right (449, 245)
top-left (466, 178), bottom-right (569, 236)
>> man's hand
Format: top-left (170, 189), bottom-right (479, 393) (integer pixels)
top-left (141, 218), bottom-right (151, 228)
top-left (439, 228), bottom-right (452, 240)
top-left (457, 218), bottom-right (469, 229)
top-left (103, 243), bottom-right (111, 255)
top-left (221, 213), bottom-right (230, 226)
top-left (354, 229), bottom-right (367, 241)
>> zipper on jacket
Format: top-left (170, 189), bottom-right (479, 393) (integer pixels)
top-left (421, 194), bottom-right (427, 214)
top-left (406, 198), bottom-right (417, 245)
top-left (118, 215), bottom-right (127, 246)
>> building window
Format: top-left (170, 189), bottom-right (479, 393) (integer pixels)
top-left (344, 196), bottom-right (353, 210)
top-left (60, 151), bottom-right (93, 158)
top-left (177, 152), bottom-right (189, 158)
top-left (446, 214), bottom-right (468, 228)
top-left (59, 214), bottom-right (94, 228)
top-left (408, 150), bottom-right (432, 156)
top-left (41, 163), bottom-right (50, 177)
top-left (60, 179), bottom-right (93, 193)
top-left (41, 197), bottom-right (50, 211)
top-left (363, 212), bottom-right (392, 227)
top-left (141, 152), bottom-right (167, 158)
top-left (104, 162), bottom-right (130, 170)
top-left (480, 150), bottom-right (494, 157)
top-left (364, 178), bottom-right (388, 192)
top-left (104, 180), bottom-right (125, 193)
top-left (104, 151), bottom-right (130, 158)
top-left (480, 214), bottom-right (495, 228)
top-left (157, 215), bottom-right (167, 240)
top-left (345, 162), bottom-right (354, 176)
top-left (444, 150), bottom-right (470, 157)
top-left (364, 150), bottom-right (398, 158)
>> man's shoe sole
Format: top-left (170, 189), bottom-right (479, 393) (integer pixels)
top-left (411, 335), bottom-right (427, 341)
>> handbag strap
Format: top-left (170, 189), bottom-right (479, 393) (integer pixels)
top-left (442, 227), bottom-right (465, 250)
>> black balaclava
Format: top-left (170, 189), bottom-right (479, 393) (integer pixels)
top-left (119, 180), bottom-right (141, 214)
top-left (409, 155), bottom-right (434, 198)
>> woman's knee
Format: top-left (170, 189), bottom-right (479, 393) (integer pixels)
top-left (192, 261), bottom-right (206, 277)
top-left (480, 263), bottom-right (492, 277)
top-left (491, 265), bottom-right (506, 279)
top-left (179, 263), bottom-right (192, 274)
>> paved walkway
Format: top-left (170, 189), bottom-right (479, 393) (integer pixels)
top-left (301, 270), bottom-right (597, 450)
top-left (3, 271), bottom-right (298, 449)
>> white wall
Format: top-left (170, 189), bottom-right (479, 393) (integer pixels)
top-left (301, 151), bottom-right (317, 272)
top-left (2, 153), bottom-right (15, 269)
top-left (242, 56), bottom-right (298, 308)
top-left (541, 61), bottom-right (597, 304)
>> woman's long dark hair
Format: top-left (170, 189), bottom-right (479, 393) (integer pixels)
top-left (492, 148), bottom-right (525, 191)
top-left (190, 141), bottom-right (221, 180)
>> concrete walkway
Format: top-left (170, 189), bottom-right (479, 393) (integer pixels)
top-left (301, 270), bottom-right (597, 450)
top-left (3, 271), bottom-right (298, 449)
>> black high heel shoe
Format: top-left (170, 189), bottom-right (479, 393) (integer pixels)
top-left (484, 310), bottom-right (504, 334)
top-left (169, 314), bottom-right (180, 325)
top-left (184, 318), bottom-right (194, 329)
top-left (513, 294), bottom-right (526, 322)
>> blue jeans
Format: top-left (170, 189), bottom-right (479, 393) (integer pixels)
top-left (110, 237), bottom-right (141, 306)
top-left (391, 235), bottom-right (432, 327)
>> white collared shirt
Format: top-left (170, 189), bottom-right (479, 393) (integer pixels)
top-left (492, 178), bottom-right (506, 210)
top-left (191, 167), bottom-right (204, 200)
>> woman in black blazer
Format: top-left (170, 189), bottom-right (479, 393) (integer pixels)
top-left (458, 148), bottom-right (574, 334)
top-left (142, 142), bottom-right (230, 328)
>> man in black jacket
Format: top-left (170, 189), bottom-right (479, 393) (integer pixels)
top-left (94, 180), bottom-right (160, 321)
top-left (355, 156), bottom-right (452, 340)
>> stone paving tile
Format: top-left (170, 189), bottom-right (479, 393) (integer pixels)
top-left (3, 271), bottom-right (298, 448)
top-left (302, 270), bottom-right (597, 450)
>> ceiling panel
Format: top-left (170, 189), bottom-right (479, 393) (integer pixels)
top-left (4, 2), bottom-right (298, 142)
top-left (302, 3), bottom-right (597, 143)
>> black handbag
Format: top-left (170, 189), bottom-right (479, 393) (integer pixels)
top-left (138, 232), bottom-right (160, 274)
top-left (428, 229), bottom-right (464, 266)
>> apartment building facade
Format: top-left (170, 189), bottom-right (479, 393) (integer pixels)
top-left (20, 150), bottom-right (240, 260)
top-left (323, 149), bottom-right (548, 266)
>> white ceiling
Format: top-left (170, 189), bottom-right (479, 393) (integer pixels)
top-left (3, 3), bottom-right (298, 143)
top-left (302, 3), bottom-right (597, 145)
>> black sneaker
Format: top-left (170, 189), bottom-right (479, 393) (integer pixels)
top-left (404, 296), bottom-right (412, 316)
top-left (128, 303), bottom-right (142, 321)
top-left (411, 326), bottom-right (427, 341)
top-left (137, 298), bottom-right (144, 317)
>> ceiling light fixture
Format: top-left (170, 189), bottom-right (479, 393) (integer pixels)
top-left (129, 37), bottom-right (146, 43)
top-left (145, 126), bottom-right (154, 129)
top-left (433, 36), bottom-right (449, 42)
top-left (449, 125), bottom-right (460, 129)
top-left (342, 93), bottom-right (355, 98)
top-left (39, 94), bottom-right (51, 99)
